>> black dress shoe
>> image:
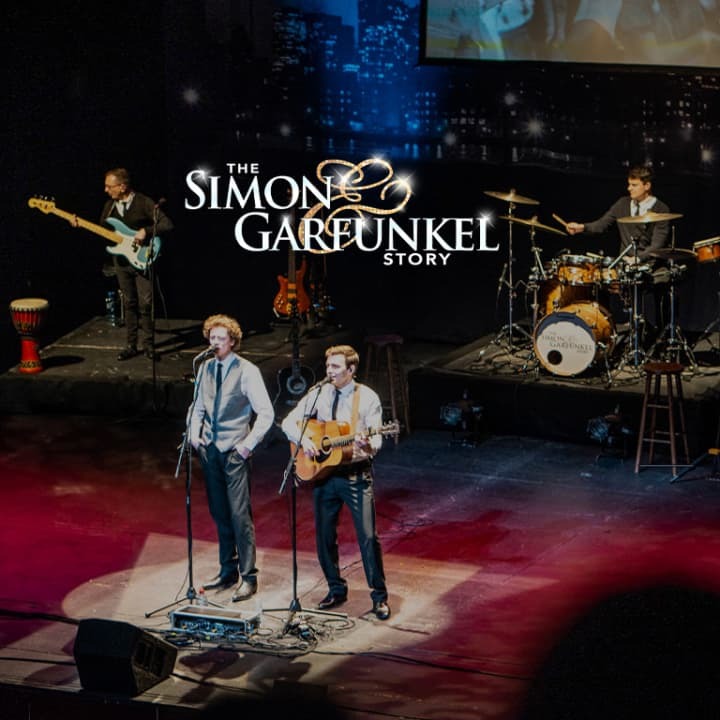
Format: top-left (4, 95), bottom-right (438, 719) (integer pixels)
top-left (202, 572), bottom-right (238, 591)
top-left (317, 592), bottom-right (347, 610)
top-left (117, 346), bottom-right (139, 361)
top-left (231, 579), bottom-right (258, 602)
top-left (373, 601), bottom-right (391, 620)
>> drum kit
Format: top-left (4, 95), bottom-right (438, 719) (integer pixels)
top-left (477, 188), bottom-right (702, 383)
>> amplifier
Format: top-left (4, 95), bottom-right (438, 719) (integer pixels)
top-left (170, 605), bottom-right (261, 639)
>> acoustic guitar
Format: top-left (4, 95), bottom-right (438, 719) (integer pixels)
top-left (292, 419), bottom-right (400, 482)
top-left (28, 197), bottom-right (161, 272)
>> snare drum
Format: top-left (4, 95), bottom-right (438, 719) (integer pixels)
top-left (533, 301), bottom-right (614, 376)
top-left (693, 236), bottom-right (720, 263)
top-left (556, 254), bottom-right (597, 286)
top-left (9, 297), bottom-right (49, 374)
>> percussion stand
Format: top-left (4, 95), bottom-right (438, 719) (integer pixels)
top-left (647, 261), bottom-right (697, 371)
top-left (481, 202), bottom-right (532, 356)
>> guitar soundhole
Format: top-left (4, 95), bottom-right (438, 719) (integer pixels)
top-left (286, 377), bottom-right (308, 395)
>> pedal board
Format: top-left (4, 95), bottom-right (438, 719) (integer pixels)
top-left (170, 605), bottom-right (261, 639)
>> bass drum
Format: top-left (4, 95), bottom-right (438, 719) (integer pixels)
top-left (534, 302), bottom-right (614, 376)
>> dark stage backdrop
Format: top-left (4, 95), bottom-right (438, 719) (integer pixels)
top-left (5, 0), bottom-right (720, 372)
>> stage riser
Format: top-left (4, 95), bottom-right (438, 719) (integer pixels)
top-left (409, 368), bottom-right (717, 457)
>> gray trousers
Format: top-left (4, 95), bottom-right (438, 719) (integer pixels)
top-left (199, 443), bottom-right (257, 581)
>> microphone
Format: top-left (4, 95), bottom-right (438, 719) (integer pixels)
top-left (195, 346), bottom-right (217, 361)
top-left (311, 376), bottom-right (332, 390)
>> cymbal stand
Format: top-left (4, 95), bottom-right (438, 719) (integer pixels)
top-left (520, 226), bottom-right (546, 374)
top-left (647, 260), bottom-right (697, 371)
top-left (480, 202), bottom-right (532, 356)
top-left (611, 242), bottom-right (646, 376)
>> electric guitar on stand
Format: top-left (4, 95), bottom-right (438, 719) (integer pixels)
top-left (273, 247), bottom-right (311, 320)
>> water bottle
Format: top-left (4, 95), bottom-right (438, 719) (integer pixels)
top-left (197, 587), bottom-right (209, 606)
top-left (105, 291), bottom-right (118, 326)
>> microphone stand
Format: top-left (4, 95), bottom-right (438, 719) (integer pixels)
top-left (145, 352), bottom-right (222, 617)
top-left (147, 203), bottom-right (161, 413)
top-left (273, 383), bottom-right (347, 637)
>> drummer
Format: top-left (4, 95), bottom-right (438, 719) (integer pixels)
top-left (565, 165), bottom-right (670, 264)
top-left (564, 165), bottom-right (671, 336)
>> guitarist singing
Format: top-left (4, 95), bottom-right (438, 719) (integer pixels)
top-left (280, 344), bottom-right (391, 621)
top-left (70, 168), bottom-right (173, 360)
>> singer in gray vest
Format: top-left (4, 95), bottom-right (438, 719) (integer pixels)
top-left (281, 344), bottom-right (391, 621)
top-left (190, 314), bottom-right (274, 602)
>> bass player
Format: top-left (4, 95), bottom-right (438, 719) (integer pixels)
top-left (280, 344), bottom-right (391, 621)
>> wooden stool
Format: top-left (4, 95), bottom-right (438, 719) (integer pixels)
top-left (634, 361), bottom-right (690, 475)
top-left (363, 334), bottom-right (411, 441)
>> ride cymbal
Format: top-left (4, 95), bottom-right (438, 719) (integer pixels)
top-left (498, 215), bottom-right (567, 236)
top-left (484, 189), bottom-right (539, 205)
top-left (617, 211), bottom-right (684, 224)
top-left (646, 247), bottom-right (696, 261)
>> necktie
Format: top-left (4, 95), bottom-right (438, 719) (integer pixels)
top-left (634, 200), bottom-right (640, 216)
top-left (212, 363), bottom-right (223, 440)
top-left (331, 388), bottom-right (340, 420)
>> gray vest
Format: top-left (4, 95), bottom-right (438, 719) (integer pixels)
top-left (199, 356), bottom-right (254, 452)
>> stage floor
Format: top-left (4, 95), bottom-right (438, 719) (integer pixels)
top-left (3, 409), bottom-right (720, 719)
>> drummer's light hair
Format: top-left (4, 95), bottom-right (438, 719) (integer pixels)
top-left (628, 165), bottom-right (653, 184)
top-left (325, 344), bottom-right (359, 374)
top-left (203, 314), bottom-right (243, 348)
top-left (105, 167), bottom-right (131, 187)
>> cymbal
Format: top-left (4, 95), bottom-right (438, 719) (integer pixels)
top-left (647, 247), bottom-right (696, 261)
top-left (498, 215), bottom-right (567, 236)
top-left (484, 189), bottom-right (539, 206)
top-left (617, 211), bottom-right (684, 224)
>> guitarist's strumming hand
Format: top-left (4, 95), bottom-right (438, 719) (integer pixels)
top-left (133, 227), bottom-right (147, 246)
top-left (300, 437), bottom-right (320, 458)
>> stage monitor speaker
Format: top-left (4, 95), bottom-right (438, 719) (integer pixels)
top-left (73, 618), bottom-right (177, 696)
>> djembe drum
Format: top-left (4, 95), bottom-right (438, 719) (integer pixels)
top-left (9, 297), bottom-right (49, 374)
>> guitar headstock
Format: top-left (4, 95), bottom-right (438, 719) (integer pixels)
top-left (380, 420), bottom-right (401, 437)
top-left (28, 197), bottom-right (56, 214)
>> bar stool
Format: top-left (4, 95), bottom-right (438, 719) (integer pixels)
top-left (363, 334), bottom-right (411, 441)
top-left (634, 361), bottom-right (690, 475)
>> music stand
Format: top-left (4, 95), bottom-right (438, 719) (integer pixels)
top-left (145, 351), bottom-right (223, 617)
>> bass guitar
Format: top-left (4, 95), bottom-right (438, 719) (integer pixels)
top-left (28, 197), bottom-right (162, 272)
top-left (292, 419), bottom-right (401, 482)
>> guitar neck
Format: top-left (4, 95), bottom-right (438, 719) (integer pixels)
top-left (49, 206), bottom-right (121, 245)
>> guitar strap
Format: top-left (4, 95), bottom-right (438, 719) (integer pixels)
top-left (351, 382), bottom-right (361, 434)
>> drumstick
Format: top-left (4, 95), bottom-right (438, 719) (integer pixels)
top-left (552, 213), bottom-right (570, 230)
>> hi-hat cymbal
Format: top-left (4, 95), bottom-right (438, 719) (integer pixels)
top-left (617, 211), bottom-right (684, 224)
top-left (485, 189), bottom-right (539, 205)
top-left (498, 215), bottom-right (567, 236)
top-left (647, 247), bottom-right (696, 261)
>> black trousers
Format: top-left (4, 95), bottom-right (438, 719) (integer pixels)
top-left (114, 258), bottom-right (153, 350)
top-left (312, 471), bottom-right (387, 604)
